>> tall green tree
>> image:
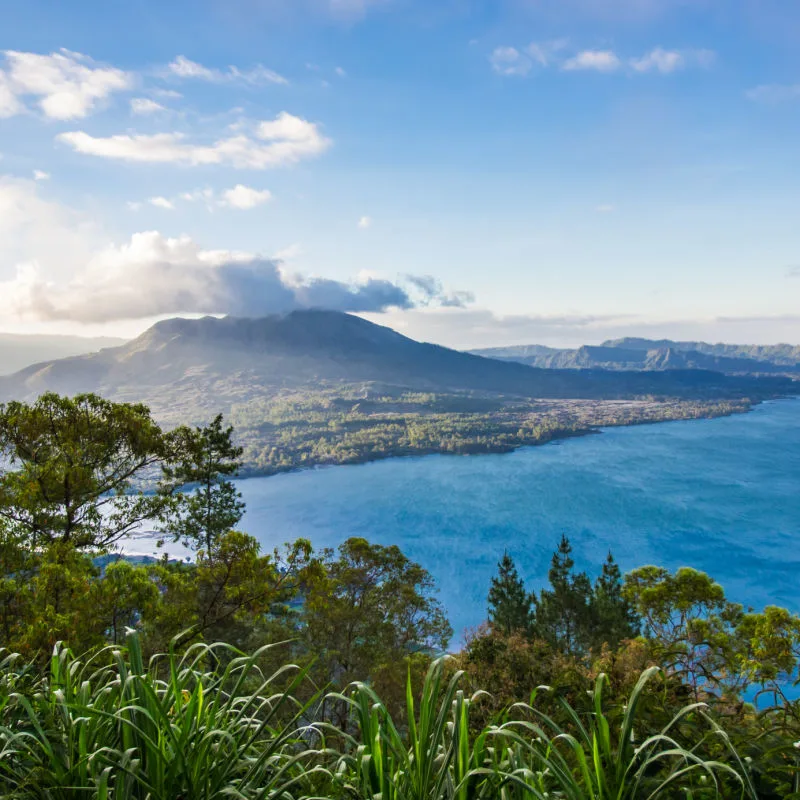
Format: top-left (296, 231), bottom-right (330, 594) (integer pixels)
top-left (145, 533), bottom-right (318, 651)
top-left (303, 537), bottom-right (452, 715)
top-left (533, 535), bottom-right (593, 655)
top-left (160, 414), bottom-right (245, 553)
top-left (623, 566), bottom-right (745, 698)
top-left (589, 551), bottom-right (641, 650)
top-left (487, 552), bottom-right (532, 635)
top-left (0, 393), bottom-right (177, 550)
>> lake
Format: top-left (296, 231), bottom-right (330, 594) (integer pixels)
top-left (162, 399), bottom-right (800, 644)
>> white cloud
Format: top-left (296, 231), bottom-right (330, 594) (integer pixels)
top-left (148, 196), bottom-right (174, 210)
top-left (1, 49), bottom-right (132, 119)
top-left (562, 50), bottom-right (621, 72)
top-left (0, 230), bottom-right (464, 323)
top-left (32, 170), bottom-right (50, 181)
top-left (357, 215), bottom-right (372, 229)
top-left (746, 84), bottom-right (800, 103)
top-left (127, 201), bottom-right (142, 211)
top-left (0, 71), bottom-right (24, 118)
top-left (630, 47), bottom-right (683, 73)
top-left (57, 112), bottom-right (331, 169)
top-left (219, 184), bottom-right (273, 209)
top-left (489, 46), bottom-right (531, 77)
top-left (130, 97), bottom-right (165, 114)
top-left (132, 185), bottom-right (272, 211)
top-left (181, 187), bottom-right (215, 205)
top-left (526, 39), bottom-right (568, 67)
top-left (630, 47), bottom-right (714, 74)
top-left (0, 175), bottom-right (100, 296)
top-left (167, 55), bottom-right (288, 85)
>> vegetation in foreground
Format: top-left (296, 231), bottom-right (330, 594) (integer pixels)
top-left (2, 392), bottom-right (800, 797)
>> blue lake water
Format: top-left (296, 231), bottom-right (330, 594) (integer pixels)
top-left (227, 400), bottom-right (800, 644)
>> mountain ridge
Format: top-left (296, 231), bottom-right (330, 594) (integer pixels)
top-left (0, 312), bottom-right (795, 429)
top-left (471, 337), bottom-right (800, 375)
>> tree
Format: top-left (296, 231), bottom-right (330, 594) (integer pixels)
top-left (623, 566), bottom-right (746, 699)
top-left (160, 414), bottom-right (245, 554)
top-left (91, 560), bottom-right (160, 645)
top-left (533, 535), bottom-right (593, 656)
top-left (0, 393), bottom-right (178, 551)
top-left (145, 533), bottom-right (318, 651)
top-left (589, 551), bottom-right (641, 650)
top-left (487, 552), bottom-right (532, 635)
top-left (302, 537), bottom-right (452, 719)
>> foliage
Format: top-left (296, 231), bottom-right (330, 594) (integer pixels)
top-left (159, 413), bottom-right (245, 553)
top-left (303, 537), bottom-right (452, 721)
top-left (0, 632), bottom-right (759, 800)
top-left (229, 389), bottom-right (751, 477)
top-left (0, 393), bottom-right (178, 550)
top-left (487, 552), bottom-right (533, 636)
top-left (534, 535), bottom-right (595, 655)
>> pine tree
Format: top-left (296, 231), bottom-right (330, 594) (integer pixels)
top-left (160, 414), bottom-right (245, 554)
top-left (589, 551), bottom-right (641, 650)
top-left (487, 552), bottom-right (533, 635)
top-left (533, 535), bottom-right (593, 655)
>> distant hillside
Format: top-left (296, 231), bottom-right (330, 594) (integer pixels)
top-left (472, 337), bottom-right (800, 376)
top-left (0, 311), bottom-right (793, 426)
top-left (602, 338), bottom-right (800, 367)
top-left (0, 333), bottom-right (126, 376)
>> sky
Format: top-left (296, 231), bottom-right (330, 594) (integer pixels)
top-left (0, 0), bottom-right (799, 349)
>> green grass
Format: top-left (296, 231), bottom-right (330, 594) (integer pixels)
top-left (0, 633), bottom-right (756, 799)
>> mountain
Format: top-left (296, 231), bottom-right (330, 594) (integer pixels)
top-left (472, 338), bottom-right (800, 375)
top-left (0, 311), bottom-right (794, 426)
top-left (0, 333), bottom-right (126, 376)
top-left (602, 338), bottom-right (800, 367)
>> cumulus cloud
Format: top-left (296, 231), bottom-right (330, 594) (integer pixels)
top-left (357, 215), bottom-right (372, 229)
top-left (0, 49), bottom-right (132, 119)
top-left (219, 184), bottom-right (272, 209)
top-left (130, 97), bottom-right (165, 114)
top-left (562, 50), bottom-right (621, 72)
top-left (167, 55), bottom-right (287, 85)
top-left (0, 231), bottom-right (470, 323)
top-left (489, 47), bottom-right (531, 77)
top-left (32, 169), bottom-right (50, 181)
top-left (57, 112), bottom-right (331, 169)
top-left (746, 84), bottom-right (800, 103)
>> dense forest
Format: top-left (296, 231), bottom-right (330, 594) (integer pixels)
top-left (2, 393), bottom-right (800, 798)
top-left (229, 389), bottom-right (751, 476)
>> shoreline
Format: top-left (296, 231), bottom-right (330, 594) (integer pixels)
top-left (233, 396), bottom-right (792, 482)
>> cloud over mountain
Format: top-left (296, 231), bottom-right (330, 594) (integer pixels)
top-left (1, 231), bottom-right (469, 323)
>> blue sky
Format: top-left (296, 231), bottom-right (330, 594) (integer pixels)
top-left (0, 0), bottom-right (799, 347)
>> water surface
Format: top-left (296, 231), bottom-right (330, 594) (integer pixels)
top-left (229, 400), bottom-right (800, 642)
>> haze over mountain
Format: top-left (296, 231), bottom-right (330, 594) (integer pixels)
top-left (0, 312), bottom-right (794, 426)
top-left (0, 333), bottom-right (127, 376)
top-left (471, 338), bottom-right (800, 375)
